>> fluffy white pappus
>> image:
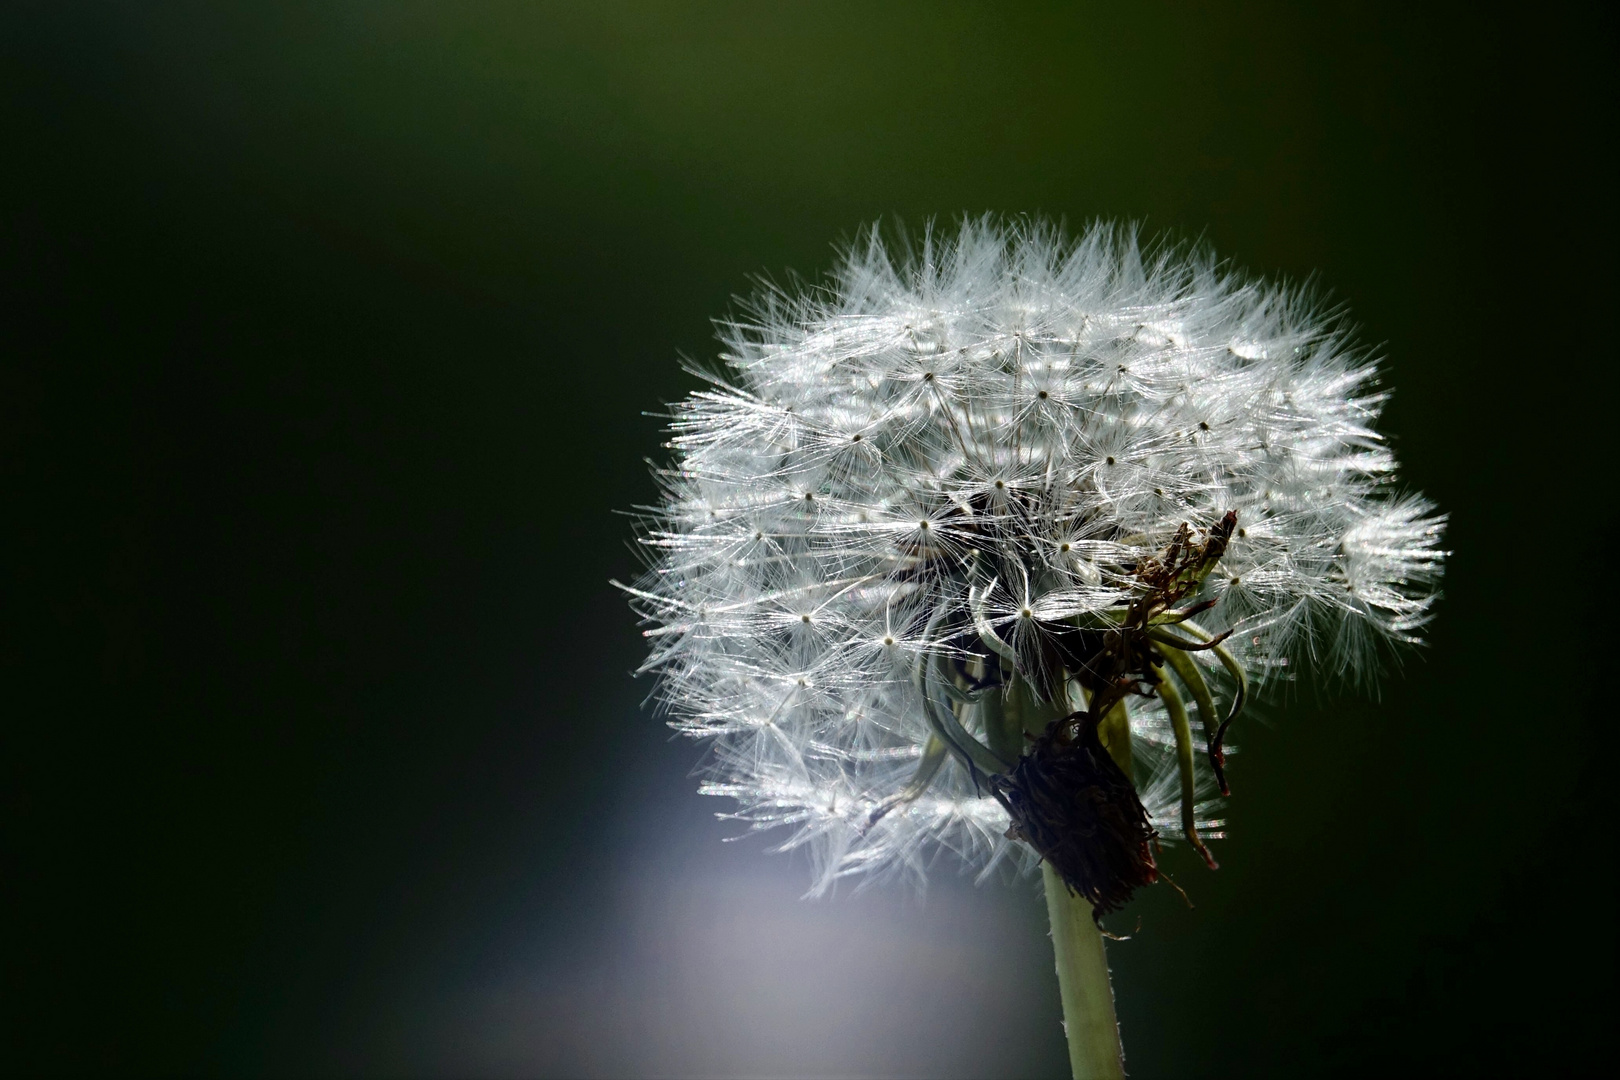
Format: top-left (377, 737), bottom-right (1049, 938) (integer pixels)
top-left (623, 217), bottom-right (1445, 895)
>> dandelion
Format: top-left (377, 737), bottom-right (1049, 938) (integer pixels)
top-left (619, 217), bottom-right (1445, 1077)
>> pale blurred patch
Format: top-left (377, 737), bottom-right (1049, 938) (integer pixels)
top-left (349, 860), bottom-right (1067, 1078)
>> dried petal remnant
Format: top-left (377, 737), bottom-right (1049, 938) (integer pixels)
top-left (997, 716), bottom-right (1159, 918)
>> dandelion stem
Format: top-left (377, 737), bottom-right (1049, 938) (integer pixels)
top-left (1043, 861), bottom-right (1126, 1080)
top-left (1019, 678), bottom-right (1128, 1078)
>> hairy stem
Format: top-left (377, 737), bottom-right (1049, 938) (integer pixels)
top-left (1043, 861), bottom-right (1127, 1080)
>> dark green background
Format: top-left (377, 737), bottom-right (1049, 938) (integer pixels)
top-left (4, 2), bottom-right (1613, 1076)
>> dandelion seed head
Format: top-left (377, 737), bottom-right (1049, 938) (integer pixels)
top-left (623, 218), bottom-right (1446, 895)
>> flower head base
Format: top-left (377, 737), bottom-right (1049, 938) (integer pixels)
top-left (623, 218), bottom-right (1445, 901)
top-left (999, 714), bottom-right (1160, 918)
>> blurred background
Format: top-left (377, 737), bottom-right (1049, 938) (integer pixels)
top-left (3, 2), bottom-right (1613, 1076)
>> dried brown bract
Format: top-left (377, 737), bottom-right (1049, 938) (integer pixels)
top-left (995, 714), bottom-right (1159, 919)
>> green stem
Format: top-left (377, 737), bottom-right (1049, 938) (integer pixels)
top-left (1043, 862), bottom-right (1126, 1079)
top-left (1000, 674), bottom-right (1130, 1077)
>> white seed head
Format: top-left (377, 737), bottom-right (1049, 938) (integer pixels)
top-left (623, 218), bottom-right (1445, 894)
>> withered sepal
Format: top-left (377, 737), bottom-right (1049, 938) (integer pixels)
top-left (996, 715), bottom-right (1159, 920)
